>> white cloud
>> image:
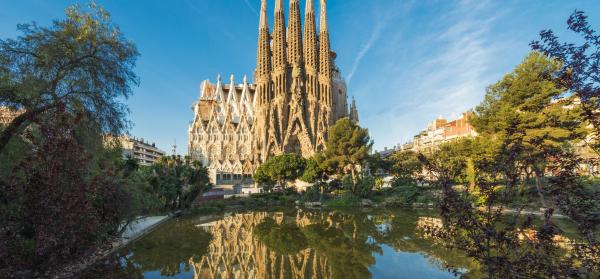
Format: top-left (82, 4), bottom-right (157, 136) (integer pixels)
top-left (352, 0), bottom-right (513, 150)
top-left (243, 0), bottom-right (259, 17)
top-left (346, 20), bottom-right (386, 85)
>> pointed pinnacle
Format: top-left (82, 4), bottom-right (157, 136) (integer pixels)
top-left (275, 0), bottom-right (283, 12)
top-left (306, 0), bottom-right (314, 14)
top-left (320, 0), bottom-right (328, 31)
top-left (259, 0), bottom-right (268, 28)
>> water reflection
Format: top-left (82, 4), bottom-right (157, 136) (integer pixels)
top-left (82, 209), bottom-right (484, 278)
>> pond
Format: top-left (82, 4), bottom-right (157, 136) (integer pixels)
top-left (82, 208), bottom-right (488, 278)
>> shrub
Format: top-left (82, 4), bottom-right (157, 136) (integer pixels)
top-left (341, 175), bottom-right (353, 191)
top-left (393, 184), bottom-right (421, 204)
top-left (324, 193), bottom-right (361, 207)
top-left (355, 175), bottom-right (375, 198)
top-left (300, 186), bottom-right (321, 202)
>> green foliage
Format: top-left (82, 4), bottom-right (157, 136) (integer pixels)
top-left (0, 111), bottom-right (129, 274)
top-left (300, 185), bottom-right (322, 202)
top-left (419, 49), bottom-right (600, 277)
top-left (366, 153), bottom-right (392, 175)
top-left (142, 155), bottom-right (211, 210)
top-left (388, 150), bottom-right (422, 184)
top-left (254, 218), bottom-right (308, 255)
top-left (355, 175), bottom-right (375, 198)
top-left (300, 157), bottom-right (324, 183)
top-left (322, 118), bottom-right (373, 192)
top-left (89, 217), bottom-right (213, 278)
top-left (374, 176), bottom-right (385, 191)
top-left (253, 165), bottom-right (275, 192)
top-left (324, 193), bottom-right (362, 207)
top-left (422, 139), bottom-right (471, 187)
top-left (0, 2), bottom-right (139, 153)
top-left (532, 10), bottom-right (600, 155)
top-left (121, 166), bottom-right (163, 216)
top-left (253, 153), bottom-right (306, 190)
top-left (392, 183), bottom-right (421, 204)
top-left (341, 175), bottom-right (353, 191)
top-left (471, 51), bottom-right (586, 189)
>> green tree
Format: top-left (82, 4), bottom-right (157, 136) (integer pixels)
top-left (365, 153), bottom-right (391, 176)
top-left (0, 2), bottom-right (139, 154)
top-left (253, 163), bottom-right (275, 192)
top-left (322, 118), bottom-right (373, 193)
top-left (0, 110), bottom-right (130, 274)
top-left (532, 10), bottom-right (600, 155)
top-left (145, 155), bottom-right (211, 210)
top-left (300, 157), bottom-right (324, 183)
top-left (471, 51), bottom-right (586, 206)
top-left (388, 150), bottom-right (422, 184)
top-left (253, 153), bottom-right (306, 190)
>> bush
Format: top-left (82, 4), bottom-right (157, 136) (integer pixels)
top-left (341, 175), bottom-right (353, 191)
top-left (300, 186), bottom-right (321, 202)
top-left (355, 176), bottom-right (375, 198)
top-left (326, 179), bottom-right (343, 192)
top-left (393, 184), bottom-right (421, 204)
top-left (324, 193), bottom-right (361, 207)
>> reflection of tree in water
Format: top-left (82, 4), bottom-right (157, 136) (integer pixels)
top-left (254, 218), bottom-right (308, 255)
top-left (249, 211), bottom-right (383, 279)
top-left (125, 218), bottom-right (212, 276)
top-left (78, 217), bottom-right (212, 278)
top-left (372, 210), bottom-right (483, 278)
top-left (81, 209), bottom-right (489, 278)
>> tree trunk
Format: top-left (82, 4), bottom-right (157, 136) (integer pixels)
top-left (350, 167), bottom-right (357, 194)
top-left (0, 104), bottom-right (56, 154)
top-left (534, 171), bottom-right (547, 208)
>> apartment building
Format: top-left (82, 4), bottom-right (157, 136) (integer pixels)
top-left (119, 136), bottom-right (166, 166)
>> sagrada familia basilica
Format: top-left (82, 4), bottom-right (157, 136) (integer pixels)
top-left (188, 0), bottom-right (358, 185)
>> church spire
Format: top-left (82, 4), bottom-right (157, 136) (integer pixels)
top-left (315, 0), bottom-right (333, 150)
top-left (287, 0), bottom-right (303, 66)
top-left (319, 0), bottom-right (331, 80)
top-left (304, 0), bottom-right (319, 138)
top-left (304, 0), bottom-right (318, 73)
top-left (350, 96), bottom-right (359, 123)
top-left (256, 0), bottom-right (271, 80)
top-left (272, 0), bottom-right (287, 70)
top-left (255, 0), bottom-right (271, 105)
top-left (259, 0), bottom-right (268, 29)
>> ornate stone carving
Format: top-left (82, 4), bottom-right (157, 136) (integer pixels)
top-left (188, 0), bottom-right (357, 185)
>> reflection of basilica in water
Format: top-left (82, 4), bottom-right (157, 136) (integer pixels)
top-left (189, 211), bottom-right (334, 278)
top-left (80, 209), bottom-right (583, 279)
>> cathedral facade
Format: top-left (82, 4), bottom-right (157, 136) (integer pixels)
top-left (188, 0), bottom-right (358, 185)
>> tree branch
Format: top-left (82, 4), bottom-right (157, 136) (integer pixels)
top-left (0, 103), bottom-right (57, 153)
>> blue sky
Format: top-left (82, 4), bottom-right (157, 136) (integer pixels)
top-left (2, 0), bottom-right (600, 154)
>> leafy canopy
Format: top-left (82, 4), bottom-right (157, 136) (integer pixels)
top-left (253, 153), bottom-right (306, 189)
top-left (321, 118), bottom-right (372, 177)
top-left (0, 2), bottom-right (139, 153)
top-left (471, 51), bottom-right (586, 184)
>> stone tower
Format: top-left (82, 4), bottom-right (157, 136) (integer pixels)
top-left (253, 0), bottom-right (341, 163)
top-left (189, 0), bottom-right (355, 185)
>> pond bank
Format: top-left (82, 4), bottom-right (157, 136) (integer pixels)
top-left (192, 193), bottom-right (568, 220)
top-left (116, 215), bottom-right (171, 247)
top-left (50, 215), bottom-right (172, 279)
